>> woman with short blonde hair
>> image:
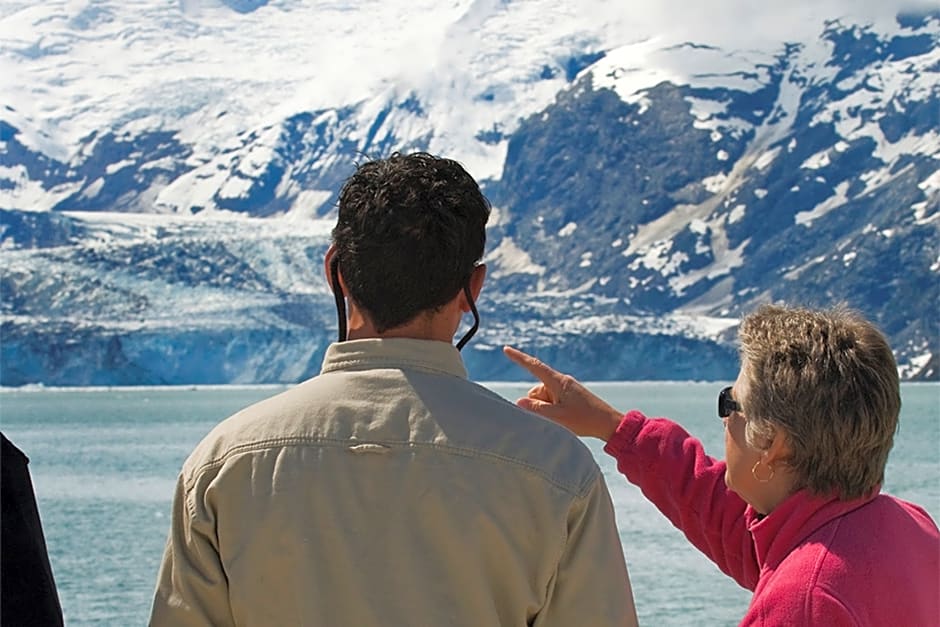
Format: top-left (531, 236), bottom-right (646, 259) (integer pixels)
top-left (738, 306), bottom-right (900, 499)
top-left (505, 304), bottom-right (938, 626)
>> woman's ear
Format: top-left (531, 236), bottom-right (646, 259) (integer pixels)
top-left (763, 427), bottom-right (792, 467)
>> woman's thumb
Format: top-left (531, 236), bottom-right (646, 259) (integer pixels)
top-left (516, 397), bottom-right (565, 423)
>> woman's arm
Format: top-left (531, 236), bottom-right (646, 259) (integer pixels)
top-left (503, 346), bottom-right (760, 589)
top-left (605, 410), bottom-right (759, 589)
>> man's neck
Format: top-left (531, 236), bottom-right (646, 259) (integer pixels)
top-left (345, 307), bottom-right (458, 344)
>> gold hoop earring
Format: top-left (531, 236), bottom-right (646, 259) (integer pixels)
top-left (752, 460), bottom-right (774, 483)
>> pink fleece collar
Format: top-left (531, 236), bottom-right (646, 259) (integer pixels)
top-left (745, 487), bottom-right (880, 569)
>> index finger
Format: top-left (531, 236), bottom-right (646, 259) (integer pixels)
top-left (502, 346), bottom-right (564, 388)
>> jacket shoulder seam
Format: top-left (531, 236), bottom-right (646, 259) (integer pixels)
top-left (184, 436), bottom-right (599, 497)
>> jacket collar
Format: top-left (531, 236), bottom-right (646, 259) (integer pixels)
top-left (745, 486), bottom-right (880, 570)
top-left (320, 338), bottom-right (468, 380)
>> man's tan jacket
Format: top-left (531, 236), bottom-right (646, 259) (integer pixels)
top-left (150, 339), bottom-right (638, 626)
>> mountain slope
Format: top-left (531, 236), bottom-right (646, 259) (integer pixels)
top-left (1, 3), bottom-right (937, 384)
top-left (488, 20), bottom-right (939, 378)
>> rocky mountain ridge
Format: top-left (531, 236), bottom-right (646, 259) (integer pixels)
top-left (1, 4), bottom-right (937, 385)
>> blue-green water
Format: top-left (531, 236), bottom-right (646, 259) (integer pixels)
top-left (1, 382), bottom-right (937, 626)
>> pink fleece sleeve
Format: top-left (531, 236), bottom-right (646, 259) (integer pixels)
top-left (603, 410), bottom-right (760, 590)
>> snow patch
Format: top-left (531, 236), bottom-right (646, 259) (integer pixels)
top-left (783, 254), bottom-right (826, 280)
top-left (485, 237), bottom-right (546, 278)
top-left (558, 222), bottom-right (578, 237)
top-left (702, 172), bottom-right (727, 194)
top-left (918, 169), bottom-right (940, 193)
top-left (795, 181), bottom-right (850, 226)
top-left (81, 178), bottom-right (105, 200)
top-left (669, 237), bottom-right (748, 295)
top-left (801, 150), bottom-right (831, 170)
top-left (728, 204), bottom-right (746, 224)
top-left (285, 190), bottom-right (333, 222)
top-left (105, 159), bottom-right (137, 175)
top-left (591, 37), bottom-right (775, 108)
top-left (898, 352), bottom-right (933, 380)
top-left (753, 147), bottom-right (779, 171)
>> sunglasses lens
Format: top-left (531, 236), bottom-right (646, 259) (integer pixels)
top-left (718, 387), bottom-right (733, 418)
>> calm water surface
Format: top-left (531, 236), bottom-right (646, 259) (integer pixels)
top-left (1, 382), bottom-right (937, 626)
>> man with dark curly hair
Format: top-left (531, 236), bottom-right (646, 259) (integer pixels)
top-left (151, 152), bottom-right (638, 626)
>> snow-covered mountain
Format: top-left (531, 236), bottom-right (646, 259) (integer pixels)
top-left (1, 1), bottom-right (937, 385)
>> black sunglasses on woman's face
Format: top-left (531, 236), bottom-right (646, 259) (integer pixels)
top-left (718, 386), bottom-right (741, 419)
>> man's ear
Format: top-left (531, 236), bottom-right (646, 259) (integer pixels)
top-left (323, 245), bottom-right (347, 294)
top-left (460, 264), bottom-right (486, 312)
top-left (323, 245), bottom-right (336, 291)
